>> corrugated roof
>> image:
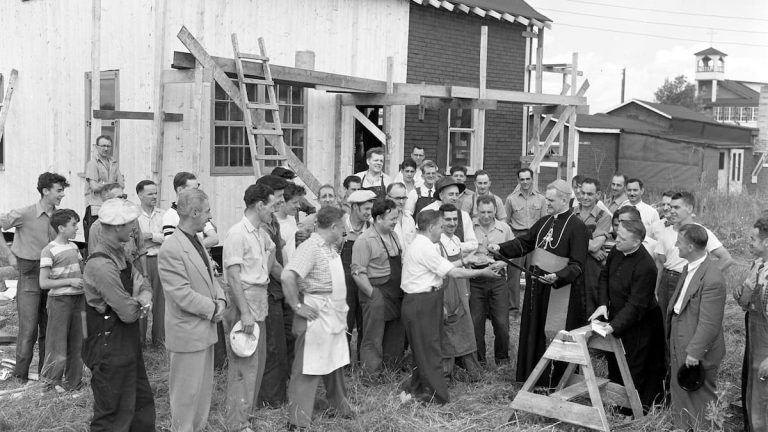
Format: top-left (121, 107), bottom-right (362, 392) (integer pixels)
top-left (410, 0), bottom-right (550, 26)
top-left (638, 100), bottom-right (719, 124)
top-left (694, 47), bottom-right (728, 57)
top-left (458, 0), bottom-right (550, 21)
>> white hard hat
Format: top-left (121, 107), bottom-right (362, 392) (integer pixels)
top-left (229, 320), bottom-right (259, 358)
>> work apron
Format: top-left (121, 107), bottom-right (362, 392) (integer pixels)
top-left (531, 248), bottom-right (570, 339)
top-left (301, 254), bottom-right (350, 375)
top-left (439, 245), bottom-right (476, 358)
top-left (413, 187), bottom-right (437, 215)
top-left (361, 173), bottom-right (386, 199)
top-left (371, 233), bottom-right (404, 320)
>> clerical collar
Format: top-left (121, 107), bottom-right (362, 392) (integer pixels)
top-left (622, 245), bottom-right (641, 256)
top-left (554, 208), bottom-right (571, 219)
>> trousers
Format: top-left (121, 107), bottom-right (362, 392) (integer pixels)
top-left (15, 258), bottom-right (48, 379)
top-left (41, 294), bottom-right (84, 389)
top-left (169, 347), bottom-right (214, 432)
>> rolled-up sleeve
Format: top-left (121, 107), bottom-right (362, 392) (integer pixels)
top-left (84, 258), bottom-right (142, 323)
top-left (421, 245), bottom-right (454, 278)
top-left (351, 237), bottom-right (372, 276)
top-left (222, 231), bottom-right (245, 269)
top-left (0, 207), bottom-right (26, 230)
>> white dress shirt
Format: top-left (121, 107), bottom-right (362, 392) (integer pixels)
top-left (673, 254), bottom-right (707, 314)
top-left (393, 214), bottom-right (416, 254)
top-left (419, 201), bottom-right (478, 253)
top-left (631, 201), bottom-right (661, 234)
top-left (655, 224), bottom-right (722, 273)
top-left (394, 169), bottom-right (424, 189)
top-left (401, 234), bottom-right (454, 294)
top-left (404, 185), bottom-right (436, 218)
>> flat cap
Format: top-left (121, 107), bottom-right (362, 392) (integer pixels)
top-left (548, 179), bottom-right (573, 196)
top-left (98, 198), bottom-right (140, 226)
top-left (347, 190), bottom-right (377, 204)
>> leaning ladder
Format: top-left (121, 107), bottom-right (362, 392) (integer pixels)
top-left (231, 34), bottom-right (286, 178)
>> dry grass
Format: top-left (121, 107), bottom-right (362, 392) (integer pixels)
top-left (0, 189), bottom-right (763, 431)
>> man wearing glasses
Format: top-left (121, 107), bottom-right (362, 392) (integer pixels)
top-left (387, 183), bottom-right (415, 253)
top-left (84, 135), bottom-right (124, 246)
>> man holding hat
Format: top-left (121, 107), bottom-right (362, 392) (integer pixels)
top-left (666, 223), bottom-right (726, 429)
top-left (488, 179), bottom-right (589, 387)
top-left (159, 188), bottom-right (227, 432)
top-left (341, 189), bottom-right (375, 359)
top-left (352, 198), bottom-right (405, 380)
top-left (82, 198), bottom-right (155, 430)
top-left (222, 183), bottom-right (276, 432)
top-left (420, 177), bottom-right (478, 253)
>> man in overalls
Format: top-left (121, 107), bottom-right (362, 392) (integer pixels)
top-left (351, 199), bottom-right (405, 381)
top-left (82, 198), bottom-right (155, 430)
top-left (282, 206), bottom-right (356, 430)
top-left (404, 160), bottom-right (439, 218)
top-left (341, 190), bottom-right (375, 360)
top-left (573, 178), bottom-right (612, 314)
top-left (354, 147), bottom-right (390, 199)
top-left (420, 177), bottom-right (478, 254)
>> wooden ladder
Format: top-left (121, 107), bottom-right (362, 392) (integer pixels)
top-left (0, 69), bottom-right (19, 145)
top-left (510, 324), bottom-right (644, 431)
top-left (231, 33), bottom-right (286, 178)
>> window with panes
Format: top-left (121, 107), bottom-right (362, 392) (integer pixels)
top-left (212, 81), bottom-right (306, 175)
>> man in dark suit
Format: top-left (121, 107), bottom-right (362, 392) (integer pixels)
top-left (667, 223), bottom-right (726, 430)
top-left (159, 188), bottom-right (227, 432)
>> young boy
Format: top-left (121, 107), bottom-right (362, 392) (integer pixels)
top-left (39, 209), bottom-right (84, 392)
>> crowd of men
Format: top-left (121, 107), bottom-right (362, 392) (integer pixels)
top-left (1, 138), bottom-right (768, 431)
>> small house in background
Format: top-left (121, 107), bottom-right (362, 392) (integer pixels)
top-left (541, 99), bottom-right (759, 195)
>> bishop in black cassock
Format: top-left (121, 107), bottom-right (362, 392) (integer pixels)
top-left (493, 180), bottom-right (588, 386)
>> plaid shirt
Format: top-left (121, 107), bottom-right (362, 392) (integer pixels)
top-left (284, 233), bottom-right (337, 294)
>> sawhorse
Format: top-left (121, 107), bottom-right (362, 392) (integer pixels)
top-left (510, 324), bottom-right (644, 431)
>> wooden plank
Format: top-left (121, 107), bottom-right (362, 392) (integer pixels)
top-left (566, 52), bottom-right (579, 180)
top-left (542, 340), bottom-right (588, 365)
top-left (516, 15), bottom-right (530, 25)
top-left (529, 80), bottom-right (590, 169)
top-left (602, 381), bottom-right (632, 409)
top-left (92, 110), bottom-right (182, 122)
top-left (161, 69), bottom-right (194, 83)
top-left (502, 13), bottom-right (517, 23)
top-left (232, 32), bottom-right (262, 178)
top-left (521, 154), bottom-right (566, 163)
top-left (471, 7), bottom-right (486, 17)
top-left (151, 0), bottom-right (167, 182)
top-left (511, 392), bottom-right (605, 431)
top-left (173, 51), bottom-right (387, 93)
top-left (610, 337), bottom-right (644, 418)
top-left (521, 30), bottom-right (538, 38)
top-left (238, 53), bottom-right (268, 61)
top-left (420, 97), bottom-right (497, 110)
top-left (476, 25), bottom-right (488, 171)
top-left (440, 1), bottom-right (454, 11)
top-left (351, 108), bottom-right (386, 144)
top-left (456, 3), bottom-right (470, 13)
top-left (246, 103), bottom-right (279, 110)
top-left (487, 9), bottom-right (502, 19)
top-left (551, 376), bottom-right (610, 401)
top-left (176, 26), bottom-right (322, 193)
top-left (0, 69), bottom-right (18, 145)
top-left (340, 93), bottom-right (420, 106)
top-left (384, 56), bottom-right (394, 174)
top-left (90, 0), bottom-right (101, 155)
top-left (577, 335), bottom-right (611, 432)
top-left (173, 50), bottom-right (588, 106)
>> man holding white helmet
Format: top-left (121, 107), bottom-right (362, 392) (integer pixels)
top-left (222, 183), bottom-right (277, 432)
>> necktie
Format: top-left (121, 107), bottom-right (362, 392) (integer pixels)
top-left (428, 189), bottom-right (433, 198)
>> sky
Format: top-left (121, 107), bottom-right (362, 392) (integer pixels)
top-left (525, 0), bottom-right (768, 113)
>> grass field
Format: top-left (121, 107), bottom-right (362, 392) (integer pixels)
top-left (0, 189), bottom-right (764, 431)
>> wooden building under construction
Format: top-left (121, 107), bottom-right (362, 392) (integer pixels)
top-left (0, 0), bottom-right (585, 232)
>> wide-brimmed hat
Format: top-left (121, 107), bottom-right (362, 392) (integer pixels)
top-left (677, 363), bottom-right (704, 392)
top-left (434, 177), bottom-right (466, 197)
top-left (229, 320), bottom-right (260, 358)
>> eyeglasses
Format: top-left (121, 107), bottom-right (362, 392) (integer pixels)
top-left (388, 195), bottom-right (407, 200)
top-left (117, 194), bottom-right (127, 199)
top-left (96, 144), bottom-right (112, 148)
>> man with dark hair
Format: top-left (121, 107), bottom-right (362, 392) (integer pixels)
top-left (84, 135), bottom-right (124, 245)
top-left (606, 174), bottom-right (630, 213)
top-left (160, 189), bottom-right (227, 431)
top-left (420, 177), bottom-right (478, 252)
top-left (162, 172), bottom-right (218, 248)
top-left (270, 167), bottom-right (316, 218)
top-left (394, 147), bottom-right (425, 188)
top-left (469, 170), bottom-right (506, 220)
top-left (504, 168), bottom-right (547, 312)
top-left (471, 195), bottom-right (514, 365)
top-left (574, 178), bottom-right (612, 313)
top-left (654, 191), bottom-right (732, 329)
top-left (83, 199), bottom-right (155, 430)
top-left (136, 179), bottom-right (166, 346)
top-left (342, 175), bottom-right (362, 214)
top-left (400, 210), bottom-right (500, 404)
top-left (355, 147), bottom-right (390, 198)
top-left (649, 190), bottom-right (675, 240)
top-left (490, 179), bottom-right (589, 387)
top-left (589, 219), bottom-right (665, 410)
top-left (253, 174), bottom-right (294, 408)
top-left (277, 183), bottom-right (306, 263)
top-left (667, 223), bottom-right (726, 429)
top-left (282, 206), bottom-right (356, 430)
top-left (387, 183), bottom-right (416, 253)
top-left (625, 178), bottom-right (660, 234)
top-left (222, 183), bottom-right (276, 432)
top-left (1, 172), bottom-right (68, 381)
top-left (569, 174), bottom-right (585, 208)
top-left (735, 216), bottom-right (768, 431)
top-left (450, 166), bottom-right (474, 214)
top-left (438, 203), bottom-right (485, 381)
top-left (404, 160), bottom-right (439, 217)
top-left (396, 160), bottom-right (418, 194)
top-left (340, 190), bottom-right (376, 361)
top-left (352, 198), bottom-right (405, 380)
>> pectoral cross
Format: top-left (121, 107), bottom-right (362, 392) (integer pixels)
top-left (542, 227), bottom-right (554, 248)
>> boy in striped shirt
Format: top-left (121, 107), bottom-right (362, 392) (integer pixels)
top-left (39, 209), bottom-right (84, 392)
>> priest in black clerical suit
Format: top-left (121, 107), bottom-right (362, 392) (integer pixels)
top-left (489, 179), bottom-right (588, 386)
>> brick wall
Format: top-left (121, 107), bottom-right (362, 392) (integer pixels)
top-left (404, 4), bottom-right (528, 196)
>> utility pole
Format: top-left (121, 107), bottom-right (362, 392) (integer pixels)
top-left (620, 68), bottom-right (626, 103)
